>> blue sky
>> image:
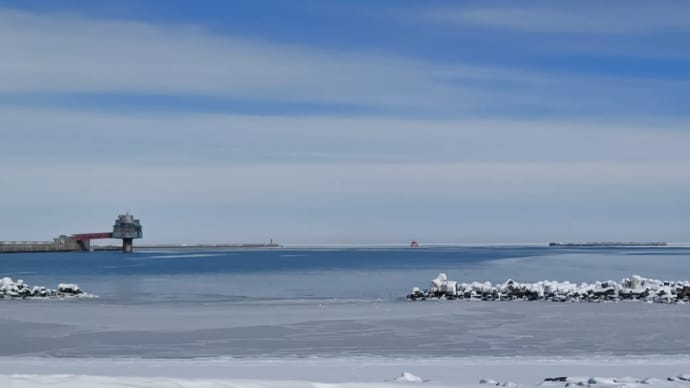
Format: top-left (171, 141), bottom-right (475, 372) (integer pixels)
top-left (1, 1), bottom-right (689, 244)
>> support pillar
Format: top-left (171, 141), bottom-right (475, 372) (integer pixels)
top-left (122, 238), bottom-right (133, 253)
top-left (77, 240), bottom-right (91, 252)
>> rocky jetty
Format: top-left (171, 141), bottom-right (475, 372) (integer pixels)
top-left (0, 277), bottom-right (93, 299)
top-left (408, 273), bottom-right (690, 303)
top-left (478, 374), bottom-right (690, 387)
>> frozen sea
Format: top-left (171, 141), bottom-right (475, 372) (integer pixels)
top-left (2, 246), bottom-right (690, 386)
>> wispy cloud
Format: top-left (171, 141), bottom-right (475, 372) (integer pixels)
top-left (3, 156), bottom-right (688, 242)
top-left (1, 4), bottom-right (689, 243)
top-left (2, 8), bottom-right (688, 118)
top-left (3, 108), bottom-right (690, 165)
top-left (423, 3), bottom-right (690, 34)
top-left (0, 8), bottom-right (478, 111)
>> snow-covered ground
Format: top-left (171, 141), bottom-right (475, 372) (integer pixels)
top-left (1, 357), bottom-right (690, 387)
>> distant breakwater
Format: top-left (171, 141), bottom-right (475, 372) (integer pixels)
top-left (93, 243), bottom-right (282, 251)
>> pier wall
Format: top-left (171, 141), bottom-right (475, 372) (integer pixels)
top-left (0, 236), bottom-right (83, 253)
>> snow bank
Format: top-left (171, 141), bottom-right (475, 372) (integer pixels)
top-left (0, 277), bottom-right (94, 299)
top-left (2, 373), bottom-right (690, 388)
top-left (409, 273), bottom-right (690, 303)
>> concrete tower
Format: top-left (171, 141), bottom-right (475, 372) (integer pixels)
top-left (112, 213), bottom-right (143, 253)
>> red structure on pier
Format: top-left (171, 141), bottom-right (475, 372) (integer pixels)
top-left (73, 232), bottom-right (113, 241)
top-left (72, 214), bottom-right (143, 253)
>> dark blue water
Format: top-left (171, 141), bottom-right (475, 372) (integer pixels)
top-left (0, 247), bottom-right (548, 276)
top-left (1, 246), bottom-right (688, 302)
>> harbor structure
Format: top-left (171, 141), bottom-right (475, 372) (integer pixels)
top-left (1, 213), bottom-right (278, 254)
top-left (111, 213), bottom-right (143, 253)
top-left (1, 213), bottom-right (143, 253)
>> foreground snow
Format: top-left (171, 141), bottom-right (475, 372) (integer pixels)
top-left (0, 375), bottom-right (455, 388)
top-left (0, 375), bottom-right (690, 388)
top-left (2, 357), bottom-right (690, 387)
top-left (408, 273), bottom-right (690, 303)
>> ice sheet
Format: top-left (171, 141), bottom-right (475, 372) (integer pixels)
top-left (0, 300), bottom-right (689, 358)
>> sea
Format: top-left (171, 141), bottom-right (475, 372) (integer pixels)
top-left (3, 247), bottom-right (690, 388)
top-left (3, 245), bottom-right (690, 303)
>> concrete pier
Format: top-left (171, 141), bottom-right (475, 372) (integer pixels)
top-left (0, 235), bottom-right (81, 253)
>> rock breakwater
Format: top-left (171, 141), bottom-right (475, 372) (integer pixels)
top-left (0, 277), bottom-right (94, 299)
top-left (408, 273), bottom-right (690, 303)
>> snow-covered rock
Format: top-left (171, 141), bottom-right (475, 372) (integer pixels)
top-left (389, 372), bottom-right (424, 383)
top-left (479, 379), bottom-right (517, 387)
top-left (0, 277), bottom-right (94, 299)
top-left (430, 273), bottom-right (447, 293)
top-left (408, 273), bottom-right (690, 304)
top-left (58, 283), bottom-right (82, 295)
top-left (678, 373), bottom-right (690, 381)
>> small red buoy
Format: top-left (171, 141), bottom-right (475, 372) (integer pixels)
top-left (410, 240), bottom-right (419, 248)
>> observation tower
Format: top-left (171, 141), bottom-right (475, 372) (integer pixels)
top-left (111, 213), bottom-right (143, 253)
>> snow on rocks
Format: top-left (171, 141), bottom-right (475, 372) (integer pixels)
top-left (407, 273), bottom-right (690, 304)
top-left (479, 378), bottom-right (518, 386)
top-left (57, 283), bottom-right (82, 294)
top-left (387, 372), bottom-right (426, 383)
top-left (535, 374), bottom-right (690, 387)
top-left (0, 277), bottom-right (94, 299)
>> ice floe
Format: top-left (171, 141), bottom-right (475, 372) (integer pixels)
top-left (0, 276), bottom-right (94, 299)
top-left (408, 273), bottom-right (690, 303)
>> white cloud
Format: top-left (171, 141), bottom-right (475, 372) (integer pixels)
top-left (2, 108), bottom-right (690, 165)
top-left (2, 156), bottom-right (688, 242)
top-left (3, 158), bottom-right (689, 206)
top-left (2, 108), bottom-right (690, 223)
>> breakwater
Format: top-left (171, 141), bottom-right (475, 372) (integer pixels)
top-left (549, 241), bottom-right (667, 247)
top-left (93, 243), bottom-right (282, 251)
top-left (1, 240), bottom-right (280, 254)
top-left (408, 273), bottom-right (690, 303)
top-left (0, 236), bottom-right (85, 253)
top-left (0, 277), bottom-right (93, 299)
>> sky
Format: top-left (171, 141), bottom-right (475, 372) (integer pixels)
top-left (1, 0), bottom-right (689, 244)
